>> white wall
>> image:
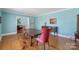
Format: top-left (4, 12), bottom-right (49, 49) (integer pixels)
top-left (22, 17), bottom-right (30, 29)
top-left (22, 17), bottom-right (35, 29)
top-left (29, 17), bottom-right (35, 29)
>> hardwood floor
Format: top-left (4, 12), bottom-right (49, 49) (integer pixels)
top-left (0, 33), bottom-right (79, 50)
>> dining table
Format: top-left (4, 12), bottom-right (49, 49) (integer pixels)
top-left (24, 29), bottom-right (41, 46)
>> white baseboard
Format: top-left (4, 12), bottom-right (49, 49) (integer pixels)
top-left (1, 32), bottom-right (75, 40)
top-left (51, 33), bottom-right (75, 40)
top-left (0, 32), bottom-right (17, 41)
top-left (1, 32), bottom-right (17, 36)
top-left (0, 36), bottom-right (2, 41)
top-left (58, 34), bottom-right (75, 40)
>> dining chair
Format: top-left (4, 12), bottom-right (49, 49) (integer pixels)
top-left (36, 26), bottom-right (51, 50)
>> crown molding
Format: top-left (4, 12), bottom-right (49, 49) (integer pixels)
top-left (36, 8), bottom-right (73, 16)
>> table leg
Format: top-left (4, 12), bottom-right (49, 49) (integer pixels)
top-left (37, 41), bottom-right (38, 46)
top-left (75, 37), bottom-right (76, 42)
top-left (30, 36), bottom-right (33, 46)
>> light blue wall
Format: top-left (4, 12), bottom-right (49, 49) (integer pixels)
top-left (0, 11), bottom-right (2, 36)
top-left (2, 12), bottom-right (29, 34)
top-left (0, 12), bottom-right (1, 16)
top-left (2, 12), bottom-right (17, 34)
top-left (35, 8), bottom-right (79, 36)
top-left (1, 8), bottom-right (79, 37)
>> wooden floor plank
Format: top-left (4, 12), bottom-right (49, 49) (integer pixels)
top-left (0, 33), bottom-right (79, 50)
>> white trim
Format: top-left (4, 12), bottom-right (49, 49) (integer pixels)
top-left (1, 32), bottom-right (75, 40)
top-left (0, 36), bottom-right (2, 41)
top-left (58, 34), bottom-right (75, 40)
top-left (36, 8), bottom-right (73, 16)
top-left (2, 32), bottom-right (17, 36)
top-left (51, 33), bottom-right (75, 40)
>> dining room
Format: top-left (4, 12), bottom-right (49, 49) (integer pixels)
top-left (0, 8), bottom-right (79, 50)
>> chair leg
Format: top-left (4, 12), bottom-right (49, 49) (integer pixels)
top-left (75, 37), bottom-right (76, 42)
top-left (48, 41), bottom-right (49, 47)
top-left (23, 32), bottom-right (27, 39)
top-left (37, 41), bottom-right (38, 46)
top-left (47, 40), bottom-right (50, 49)
top-left (48, 40), bottom-right (50, 46)
top-left (44, 43), bottom-right (45, 50)
top-left (29, 36), bottom-right (32, 46)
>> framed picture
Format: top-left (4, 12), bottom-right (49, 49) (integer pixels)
top-left (50, 18), bottom-right (57, 24)
top-left (16, 16), bottom-right (22, 25)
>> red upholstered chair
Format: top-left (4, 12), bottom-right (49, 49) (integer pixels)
top-left (36, 26), bottom-right (51, 49)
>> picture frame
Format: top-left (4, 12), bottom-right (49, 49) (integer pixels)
top-left (16, 16), bottom-right (22, 25)
top-left (50, 18), bottom-right (57, 24)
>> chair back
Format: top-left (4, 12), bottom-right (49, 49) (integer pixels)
top-left (36, 26), bottom-right (50, 43)
top-left (42, 27), bottom-right (50, 42)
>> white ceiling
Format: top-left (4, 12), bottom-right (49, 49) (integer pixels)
top-left (1, 8), bottom-right (68, 16)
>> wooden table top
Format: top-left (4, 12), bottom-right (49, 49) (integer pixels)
top-left (26, 29), bottom-right (41, 37)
